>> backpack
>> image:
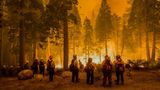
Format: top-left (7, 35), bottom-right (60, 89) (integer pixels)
top-left (118, 64), bottom-right (124, 72)
top-left (106, 64), bottom-right (112, 71)
top-left (47, 60), bottom-right (55, 71)
top-left (69, 64), bottom-right (75, 72)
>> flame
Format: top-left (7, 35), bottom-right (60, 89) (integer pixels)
top-left (56, 64), bottom-right (63, 69)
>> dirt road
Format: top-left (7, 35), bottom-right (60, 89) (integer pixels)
top-left (0, 71), bottom-right (160, 90)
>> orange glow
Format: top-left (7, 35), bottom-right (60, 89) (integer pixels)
top-left (107, 0), bottom-right (130, 16)
top-left (78, 0), bottom-right (130, 21)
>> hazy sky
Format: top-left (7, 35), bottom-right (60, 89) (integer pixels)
top-left (78, 0), bottom-right (130, 20)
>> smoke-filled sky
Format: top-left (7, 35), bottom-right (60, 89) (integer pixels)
top-left (78, 0), bottom-right (130, 20)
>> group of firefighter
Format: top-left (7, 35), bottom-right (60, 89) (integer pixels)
top-left (29, 56), bottom-right (55, 81)
top-left (29, 54), bottom-right (126, 87)
top-left (70, 55), bottom-right (125, 87)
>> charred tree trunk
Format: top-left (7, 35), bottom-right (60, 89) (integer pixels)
top-left (0, 14), bottom-right (1, 66)
top-left (63, 9), bottom-right (69, 70)
top-left (121, 39), bottom-right (124, 56)
top-left (87, 45), bottom-right (89, 59)
top-left (116, 29), bottom-right (119, 55)
top-left (146, 31), bottom-right (150, 61)
top-left (151, 31), bottom-right (156, 61)
top-left (139, 29), bottom-right (142, 59)
top-left (144, 0), bottom-right (151, 62)
top-left (19, 23), bottom-right (25, 66)
top-left (104, 35), bottom-right (108, 55)
top-left (0, 0), bottom-right (3, 66)
top-left (33, 42), bottom-right (38, 60)
top-left (19, 0), bottom-right (25, 66)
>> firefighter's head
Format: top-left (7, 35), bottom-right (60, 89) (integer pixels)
top-left (105, 55), bottom-right (109, 60)
top-left (116, 55), bottom-right (121, 60)
top-left (88, 58), bottom-right (92, 63)
top-left (49, 56), bottom-right (53, 60)
top-left (73, 55), bottom-right (77, 60)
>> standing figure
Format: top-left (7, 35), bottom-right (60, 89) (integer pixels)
top-left (84, 58), bottom-right (95, 85)
top-left (69, 55), bottom-right (79, 83)
top-left (115, 55), bottom-right (125, 85)
top-left (47, 56), bottom-right (55, 81)
top-left (39, 59), bottom-right (45, 76)
top-left (102, 55), bottom-right (112, 87)
top-left (24, 61), bottom-right (30, 69)
top-left (31, 59), bottom-right (39, 75)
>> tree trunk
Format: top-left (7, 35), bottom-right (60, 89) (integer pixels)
top-left (121, 31), bottom-right (125, 56)
top-left (33, 42), bottom-right (38, 60)
top-left (46, 37), bottom-right (51, 60)
top-left (116, 29), bottom-right (119, 55)
top-left (59, 45), bottom-right (63, 68)
top-left (151, 31), bottom-right (156, 61)
top-left (87, 45), bottom-right (89, 59)
top-left (63, 9), bottom-right (69, 70)
top-left (0, 27), bottom-right (1, 65)
top-left (99, 49), bottom-right (102, 63)
top-left (144, 0), bottom-right (151, 62)
top-left (105, 40), bottom-right (108, 55)
top-left (19, 24), bottom-right (25, 66)
top-left (19, 0), bottom-right (25, 67)
top-left (146, 31), bottom-right (150, 61)
top-left (73, 35), bottom-right (75, 55)
top-left (139, 29), bottom-right (142, 59)
top-left (0, 0), bottom-right (3, 66)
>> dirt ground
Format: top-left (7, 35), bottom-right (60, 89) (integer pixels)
top-left (0, 70), bottom-right (160, 90)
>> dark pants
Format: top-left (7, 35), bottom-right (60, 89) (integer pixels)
top-left (86, 71), bottom-right (94, 84)
top-left (49, 70), bottom-right (54, 81)
top-left (72, 70), bottom-right (79, 82)
top-left (103, 72), bottom-right (112, 87)
top-left (33, 68), bottom-right (38, 75)
top-left (40, 68), bottom-right (45, 76)
top-left (116, 71), bottom-right (124, 84)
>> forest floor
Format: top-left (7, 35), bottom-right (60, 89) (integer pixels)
top-left (0, 70), bottom-right (160, 90)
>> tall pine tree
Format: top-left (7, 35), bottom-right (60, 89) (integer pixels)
top-left (83, 17), bottom-right (94, 58)
top-left (95, 0), bottom-right (113, 54)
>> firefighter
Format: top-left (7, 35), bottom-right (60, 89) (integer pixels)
top-left (39, 59), bottom-right (45, 77)
top-left (115, 55), bottom-right (125, 85)
top-left (24, 61), bottom-right (30, 69)
top-left (47, 56), bottom-right (55, 81)
top-left (31, 59), bottom-right (39, 75)
top-left (70, 55), bottom-right (79, 83)
top-left (102, 55), bottom-right (112, 87)
top-left (85, 58), bottom-right (95, 84)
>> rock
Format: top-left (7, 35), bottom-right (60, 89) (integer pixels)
top-left (18, 69), bottom-right (33, 80)
top-left (62, 71), bottom-right (71, 78)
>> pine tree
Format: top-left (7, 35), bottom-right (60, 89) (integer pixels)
top-left (128, 0), bottom-right (160, 61)
top-left (44, 0), bottom-right (78, 70)
top-left (83, 17), bottom-right (94, 58)
top-left (6, 0), bottom-right (44, 66)
top-left (95, 0), bottom-right (113, 54)
top-left (111, 14), bottom-right (121, 55)
top-left (68, 5), bottom-right (82, 55)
